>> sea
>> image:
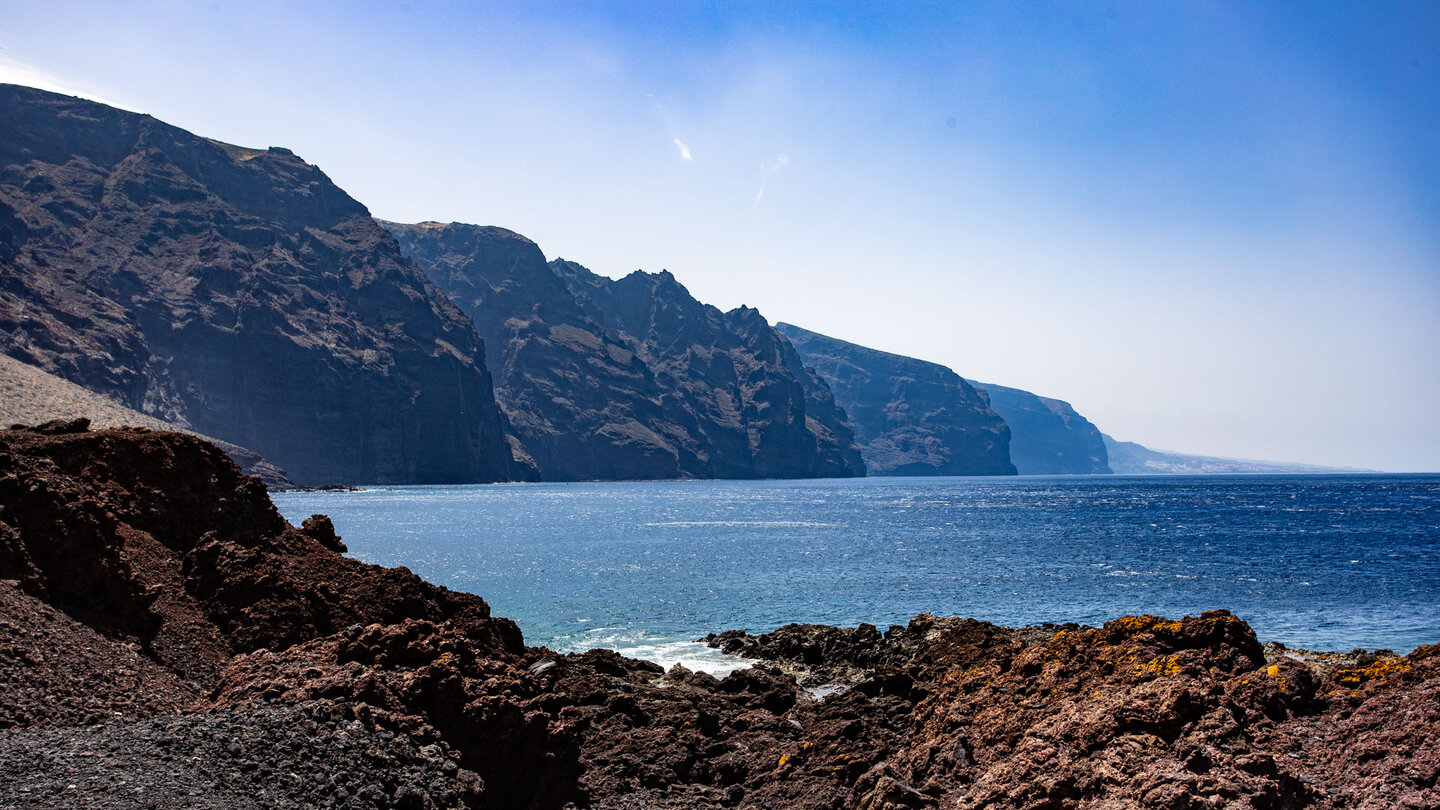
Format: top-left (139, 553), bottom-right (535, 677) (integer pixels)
top-left (273, 474), bottom-right (1440, 675)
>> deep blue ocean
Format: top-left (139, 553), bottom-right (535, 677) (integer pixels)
top-left (273, 474), bottom-right (1440, 672)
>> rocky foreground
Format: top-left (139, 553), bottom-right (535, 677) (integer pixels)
top-left (1, 424), bottom-right (1436, 809)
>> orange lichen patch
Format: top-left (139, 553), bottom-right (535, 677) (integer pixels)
top-left (1335, 657), bottom-right (1412, 688)
top-left (1265, 664), bottom-right (1281, 677)
top-left (1113, 616), bottom-right (1185, 634)
top-left (1134, 654), bottom-right (1182, 678)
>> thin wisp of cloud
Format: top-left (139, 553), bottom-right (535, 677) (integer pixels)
top-left (755, 154), bottom-right (790, 206)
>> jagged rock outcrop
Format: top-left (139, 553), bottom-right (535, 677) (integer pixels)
top-left (972, 382), bottom-right (1111, 474)
top-left (708, 614), bottom-right (1440, 810)
top-left (553, 260), bottom-right (864, 479)
top-left (0, 424), bottom-right (516, 683)
top-left (0, 85), bottom-right (518, 485)
top-left (384, 220), bottom-right (863, 480)
top-left (776, 323), bottom-right (1015, 476)
top-left (0, 425), bottom-right (1435, 809)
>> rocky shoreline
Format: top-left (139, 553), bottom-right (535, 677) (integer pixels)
top-left (1, 425), bottom-right (1435, 809)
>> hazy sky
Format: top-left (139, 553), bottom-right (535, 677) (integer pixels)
top-left (3, 1), bottom-right (1437, 471)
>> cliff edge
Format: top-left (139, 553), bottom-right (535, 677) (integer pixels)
top-left (777, 322), bottom-right (1015, 476)
top-left (0, 85), bottom-right (517, 485)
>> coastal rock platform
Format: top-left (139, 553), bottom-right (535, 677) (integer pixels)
top-left (0, 425), bottom-right (1434, 809)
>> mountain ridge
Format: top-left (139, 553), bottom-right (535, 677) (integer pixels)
top-left (0, 84), bottom-right (520, 485)
top-left (383, 220), bottom-right (864, 480)
top-left (775, 322), bottom-right (1015, 476)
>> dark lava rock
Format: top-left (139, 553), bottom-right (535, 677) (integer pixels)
top-left (971, 381), bottom-right (1111, 474)
top-left (0, 700), bottom-right (480, 810)
top-left (383, 219), bottom-right (864, 480)
top-left (0, 84), bottom-right (518, 485)
top-left (0, 425), bottom-right (517, 685)
top-left (0, 579), bottom-right (199, 729)
top-left (776, 322), bottom-right (1016, 476)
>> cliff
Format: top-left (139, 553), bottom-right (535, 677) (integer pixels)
top-left (776, 323), bottom-right (1015, 476)
top-left (0, 352), bottom-right (293, 488)
top-left (972, 382), bottom-right (1112, 474)
top-left (0, 85), bottom-right (518, 485)
top-left (384, 220), bottom-right (863, 480)
top-left (0, 425), bottom-right (1435, 809)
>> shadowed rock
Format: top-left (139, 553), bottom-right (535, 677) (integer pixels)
top-left (0, 84), bottom-right (518, 485)
top-left (384, 220), bottom-right (864, 480)
top-left (777, 322), bottom-right (1015, 476)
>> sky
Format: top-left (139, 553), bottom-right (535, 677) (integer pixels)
top-left (2, 1), bottom-right (1437, 471)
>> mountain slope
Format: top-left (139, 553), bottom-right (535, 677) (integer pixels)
top-left (0, 352), bottom-right (292, 487)
top-left (776, 323), bottom-right (1015, 476)
top-left (0, 85), bottom-right (517, 484)
top-left (553, 259), bottom-right (865, 479)
top-left (382, 218), bottom-right (863, 479)
top-left (970, 383), bottom-right (1111, 474)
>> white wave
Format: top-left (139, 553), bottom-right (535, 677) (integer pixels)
top-left (556, 628), bottom-right (758, 678)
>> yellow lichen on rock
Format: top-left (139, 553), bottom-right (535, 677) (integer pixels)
top-left (1135, 654), bottom-right (1181, 678)
top-left (1335, 657), bottom-right (1411, 688)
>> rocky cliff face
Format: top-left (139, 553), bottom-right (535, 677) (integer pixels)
top-left (973, 382), bottom-right (1112, 474)
top-left (0, 85), bottom-right (517, 485)
top-left (776, 323), bottom-right (1015, 476)
top-left (0, 352), bottom-right (293, 488)
top-left (554, 260), bottom-right (864, 479)
top-left (384, 220), bottom-right (863, 480)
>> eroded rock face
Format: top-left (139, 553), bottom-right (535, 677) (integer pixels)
top-left (555, 260), bottom-right (864, 479)
top-left (777, 323), bottom-right (1016, 476)
top-left (0, 85), bottom-right (517, 485)
top-left (0, 424), bottom-right (515, 685)
top-left (384, 220), bottom-right (864, 480)
top-left (972, 382), bottom-right (1111, 475)
top-left (706, 613), bottom-right (1439, 810)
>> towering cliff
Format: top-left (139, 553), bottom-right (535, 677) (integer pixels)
top-left (0, 85), bottom-right (517, 484)
top-left (385, 220), bottom-right (863, 480)
top-left (776, 323), bottom-right (1015, 476)
top-left (0, 353), bottom-right (292, 488)
top-left (973, 382), bottom-right (1111, 474)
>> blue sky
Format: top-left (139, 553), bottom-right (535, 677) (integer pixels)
top-left (3, 1), bottom-right (1437, 470)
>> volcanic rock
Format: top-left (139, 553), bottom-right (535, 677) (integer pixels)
top-left (0, 351), bottom-right (293, 487)
top-left (776, 323), bottom-right (1015, 476)
top-left (0, 84), bottom-right (518, 485)
top-left (384, 220), bottom-right (864, 480)
top-left (972, 381), bottom-right (1111, 474)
